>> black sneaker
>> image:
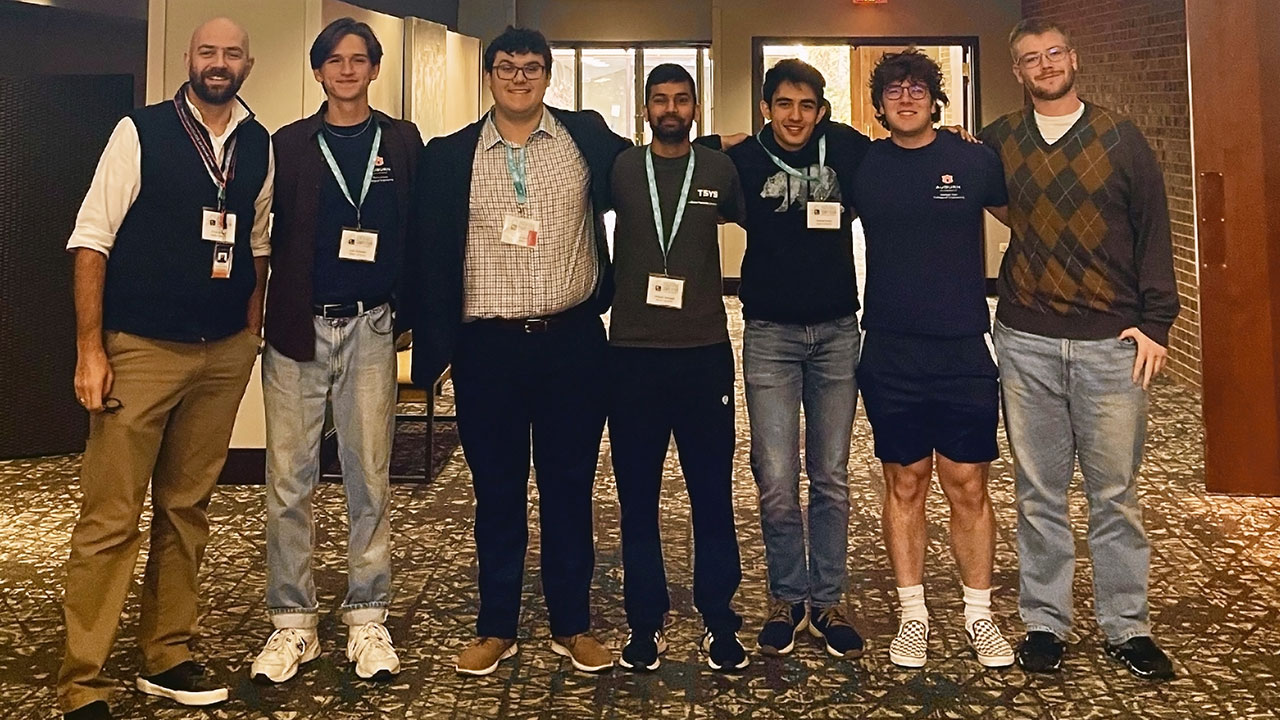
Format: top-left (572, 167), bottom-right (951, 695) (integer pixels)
top-left (700, 628), bottom-right (750, 671)
top-left (1104, 636), bottom-right (1175, 680)
top-left (757, 599), bottom-right (808, 656)
top-left (135, 661), bottom-right (228, 706)
top-left (618, 630), bottom-right (666, 671)
top-left (808, 604), bottom-right (865, 659)
top-left (1016, 631), bottom-right (1065, 673)
top-left (64, 701), bottom-right (112, 720)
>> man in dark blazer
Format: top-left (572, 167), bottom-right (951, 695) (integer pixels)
top-left (255, 18), bottom-right (422, 686)
top-left (406, 26), bottom-right (630, 677)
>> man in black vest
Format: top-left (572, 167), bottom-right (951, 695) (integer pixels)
top-left (407, 26), bottom-right (630, 677)
top-left (251, 17), bottom-right (421, 686)
top-left (59, 17), bottom-right (272, 720)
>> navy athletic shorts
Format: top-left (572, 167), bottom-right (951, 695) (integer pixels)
top-left (855, 330), bottom-right (999, 465)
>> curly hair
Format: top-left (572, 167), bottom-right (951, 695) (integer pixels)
top-left (868, 48), bottom-right (948, 130)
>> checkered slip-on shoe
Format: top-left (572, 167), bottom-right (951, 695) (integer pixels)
top-left (889, 620), bottom-right (929, 668)
top-left (966, 618), bottom-right (1015, 668)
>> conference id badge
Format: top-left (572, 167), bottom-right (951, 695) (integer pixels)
top-left (806, 201), bottom-right (841, 230)
top-left (646, 273), bottom-right (685, 309)
top-left (338, 228), bottom-right (379, 262)
top-left (211, 242), bottom-right (233, 279)
top-left (201, 208), bottom-right (237, 243)
top-left (500, 214), bottom-right (540, 248)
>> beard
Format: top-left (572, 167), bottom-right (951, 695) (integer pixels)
top-left (651, 113), bottom-right (693, 143)
top-left (1027, 66), bottom-right (1076, 102)
top-left (188, 66), bottom-right (245, 105)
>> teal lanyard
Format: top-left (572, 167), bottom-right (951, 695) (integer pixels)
top-left (504, 141), bottom-right (529, 206)
top-left (645, 146), bottom-right (697, 273)
top-left (756, 128), bottom-right (826, 185)
top-left (317, 123), bottom-right (382, 230)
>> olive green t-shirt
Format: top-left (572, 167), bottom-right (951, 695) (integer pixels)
top-left (608, 143), bottom-right (745, 348)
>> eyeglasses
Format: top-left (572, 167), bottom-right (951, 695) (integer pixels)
top-left (884, 83), bottom-right (929, 101)
top-left (493, 62), bottom-right (546, 81)
top-left (102, 397), bottom-right (123, 414)
top-left (1017, 46), bottom-right (1072, 69)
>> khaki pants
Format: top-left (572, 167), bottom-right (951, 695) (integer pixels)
top-left (57, 329), bottom-right (259, 712)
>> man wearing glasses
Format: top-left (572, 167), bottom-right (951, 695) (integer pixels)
top-left (980, 19), bottom-right (1179, 679)
top-left (406, 26), bottom-right (630, 677)
top-left (60, 17), bottom-right (271, 719)
top-left (852, 49), bottom-right (1013, 670)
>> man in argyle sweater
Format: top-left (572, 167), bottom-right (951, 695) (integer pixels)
top-left (980, 19), bottom-right (1179, 681)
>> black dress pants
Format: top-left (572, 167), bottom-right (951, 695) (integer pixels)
top-left (452, 312), bottom-right (607, 639)
top-left (608, 341), bottom-right (743, 635)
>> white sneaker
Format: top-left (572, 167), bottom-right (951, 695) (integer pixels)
top-left (347, 622), bottom-right (401, 680)
top-left (967, 618), bottom-right (1015, 668)
top-left (889, 619), bottom-right (929, 668)
top-left (250, 628), bottom-right (321, 684)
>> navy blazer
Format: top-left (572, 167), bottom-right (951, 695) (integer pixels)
top-left (405, 106), bottom-right (631, 386)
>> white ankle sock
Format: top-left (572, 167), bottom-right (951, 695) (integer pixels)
top-left (963, 584), bottom-right (993, 631)
top-left (897, 585), bottom-right (928, 628)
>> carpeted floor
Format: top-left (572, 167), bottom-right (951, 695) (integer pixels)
top-left (2, 299), bottom-right (1279, 719)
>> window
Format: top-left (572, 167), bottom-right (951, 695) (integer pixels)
top-left (756, 38), bottom-right (977, 138)
top-left (549, 44), bottom-right (712, 144)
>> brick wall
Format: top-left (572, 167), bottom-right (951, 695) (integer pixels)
top-left (1020, 0), bottom-right (1201, 388)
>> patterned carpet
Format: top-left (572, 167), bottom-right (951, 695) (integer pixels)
top-left (2, 299), bottom-right (1279, 719)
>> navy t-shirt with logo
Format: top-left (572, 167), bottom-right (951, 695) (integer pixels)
top-left (311, 119), bottom-right (400, 305)
top-left (853, 130), bottom-right (1007, 337)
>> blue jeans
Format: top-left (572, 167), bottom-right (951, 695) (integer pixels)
top-left (743, 314), bottom-right (860, 608)
top-left (993, 320), bottom-right (1151, 644)
top-left (262, 304), bottom-right (397, 628)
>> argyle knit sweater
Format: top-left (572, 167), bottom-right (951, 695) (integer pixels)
top-left (980, 102), bottom-right (1179, 345)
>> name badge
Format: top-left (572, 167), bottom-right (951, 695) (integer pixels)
top-left (807, 201), bottom-right (841, 230)
top-left (646, 273), bottom-right (685, 309)
top-left (211, 243), bottom-right (233, 279)
top-left (500, 214), bottom-right (540, 248)
top-left (201, 208), bottom-right (237, 243)
top-left (338, 228), bottom-right (379, 262)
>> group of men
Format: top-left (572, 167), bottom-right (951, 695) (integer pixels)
top-left (58, 14), bottom-right (1178, 720)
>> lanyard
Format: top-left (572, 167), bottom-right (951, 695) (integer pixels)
top-left (645, 146), bottom-right (696, 273)
top-left (317, 123), bottom-right (383, 230)
top-left (173, 84), bottom-right (239, 213)
top-left (757, 127), bottom-right (826, 185)
top-left (504, 141), bottom-right (529, 206)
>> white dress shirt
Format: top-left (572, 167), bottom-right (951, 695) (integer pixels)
top-left (66, 95), bottom-right (274, 258)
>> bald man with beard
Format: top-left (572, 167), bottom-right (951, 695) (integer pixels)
top-left (59, 17), bottom-right (273, 719)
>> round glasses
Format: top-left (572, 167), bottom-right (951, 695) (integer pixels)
top-left (884, 84), bottom-right (929, 101)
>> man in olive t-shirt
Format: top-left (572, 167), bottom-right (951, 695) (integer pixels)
top-left (608, 64), bottom-right (747, 674)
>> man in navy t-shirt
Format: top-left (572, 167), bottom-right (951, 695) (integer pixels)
top-left (851, 49), bottom-right (1013, 670)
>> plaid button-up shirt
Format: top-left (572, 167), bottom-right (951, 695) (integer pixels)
top-left (462, 108), bottom-right (598, 320)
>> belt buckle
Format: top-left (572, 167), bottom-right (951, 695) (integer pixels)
top-left (318, 304), bottom-right (340, 318)
top-left (523, 318), bottom-right (549, 333)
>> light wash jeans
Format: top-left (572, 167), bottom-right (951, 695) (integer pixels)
top-left (993, 319), bottom-right (1151, 645)
top-left (742, 314), bottom-right (860, 608)
top-left (262, 303), bottom-right (397, 628)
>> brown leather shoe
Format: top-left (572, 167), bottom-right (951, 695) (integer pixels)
top-left (455, 637), bottom-right (518, 676)
top-left (550, 632), bottom-right (614, 673)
